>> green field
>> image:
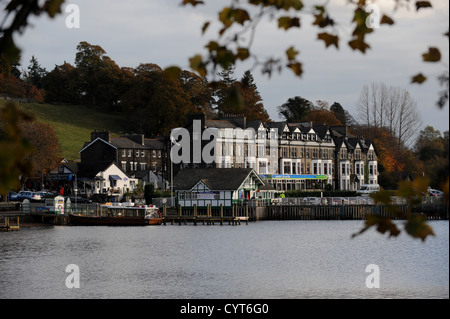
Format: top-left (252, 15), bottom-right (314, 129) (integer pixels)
top-left (1, 100), bottom-right (125, 160)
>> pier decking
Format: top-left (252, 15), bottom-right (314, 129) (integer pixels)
top-left (161, 204), bottom-right (249, 225)
top-left (0, 216), bottom-right (20, 232)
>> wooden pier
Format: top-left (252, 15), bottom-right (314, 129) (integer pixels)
top-left (0, 216), bottom-right (20, 232)
top-left (161, 204), bottom-right (249, 226)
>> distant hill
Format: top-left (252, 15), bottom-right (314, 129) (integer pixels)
top-left (1, 100), bottom-right (126, 160)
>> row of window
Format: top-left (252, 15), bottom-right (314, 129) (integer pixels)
top-left (340, 162), bottom-right (377, 176)
top-left (218, 145), bottom-right (374, 161)
top-left (121, 161), bottom-right (158, 172)
top-left (121, 149), bottom-right (162, 158)
top-left (282, 161), bottom-right (334, 175)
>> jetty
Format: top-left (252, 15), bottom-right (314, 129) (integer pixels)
top-left (161, 204), bottom-right (250, 225)
top-left (0, 216), bottom-right (20, 232)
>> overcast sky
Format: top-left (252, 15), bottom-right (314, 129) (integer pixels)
top-left (12, 0), bottom-right (449, 135)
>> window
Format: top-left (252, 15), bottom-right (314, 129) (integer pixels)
top-left (291, 148), bottom-right (297, 158)
top-left (140, 163), bottom-right (146, 170)
top-left (122, 150), bottom-right (126, 157)
top-left (313, 163), bottom-right (318, 175)
top-left (136, 150), bottom-right (140, 157)
top-left (128, 150), bottom-right (132, 157)
top-left (283, 161), bottom-right (291, 174)
top-left (141, 151), bottom-right (145, 157)
top-left (313, 148), bottom-right (318, 159)
top-left (121, 162), bottom-right (127, 171)
top-left (258, 146), bottom-right (265, 157)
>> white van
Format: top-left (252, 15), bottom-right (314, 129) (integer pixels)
top-left (357, 184), bottom-right (380, 196)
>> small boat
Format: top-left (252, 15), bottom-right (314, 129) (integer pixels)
top-left (69, 204), bottom-right (163, 226)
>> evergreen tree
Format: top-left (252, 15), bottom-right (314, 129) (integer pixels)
top-left (27, 55), bottom-right (47, 89)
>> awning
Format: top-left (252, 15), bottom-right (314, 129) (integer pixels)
top-left (109, 175), bottom-right (122, 181)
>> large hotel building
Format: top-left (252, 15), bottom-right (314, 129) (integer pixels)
top-left (175, 114), bottom-right (378, 192)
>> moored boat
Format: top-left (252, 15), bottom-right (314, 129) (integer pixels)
top-left (69, 204), bottom-right (162, 226)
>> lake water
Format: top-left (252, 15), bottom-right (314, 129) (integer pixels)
top-left (0, 220), bottom-right (448, 299)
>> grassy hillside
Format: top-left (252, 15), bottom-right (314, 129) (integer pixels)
top-left (1, 100), bottom-right (126, 160)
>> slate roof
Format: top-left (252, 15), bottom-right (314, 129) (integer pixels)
top-left (173, 168), bottom-right (263, 191)
top-left (205, 120), bottom-right (237, 129)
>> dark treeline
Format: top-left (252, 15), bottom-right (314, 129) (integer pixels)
top-left (1, 41), bottom-right (270, 136)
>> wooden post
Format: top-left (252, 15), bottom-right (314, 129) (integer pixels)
top-left (232, 205), bottom-right (236, 225)
top-left (162, 204), bottom-right (167, 225)
top-left (245, 203), bottom-right (249, 225)
top-left (193, 204), bottom-right (197, 226)
top-left (220, 204), bottom-right (223, 226)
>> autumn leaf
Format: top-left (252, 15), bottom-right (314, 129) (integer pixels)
top-left (380, 14), bottom-right (394, 26)
top-left (404, 215), bottom-right (435, 242)
top-left (278, 16), bottom-right (300, 30)
top-left (163, 66), bottom-right (182, 82)
top-left (189, 54), bottom-right (207, 77)
top-left (422, 47), bottom-right (441, 62)
top-left (415, 1), bottom-right (432, 11)
top-left (236, 47), bottom-right (250, 60)
top-left (286, 46), bottom-right (299, 61)
top-left (181, 0), bottom-right (204, 6)
top-left (348, 38), bottom-right (370, 53)
top-left (352, 215), bottom-right (401, 238)
top-left (287, 62), bottom-right (303, 76)
top-left (411, 73), bottom-right (427, 84)
top-left (219, 7), bottom-right (250, 29)
top-left (249, 0), bottom-right (303, 11)
top-left (201, 21), bottom-right (210, 34)
top-left (317, 32), bottom-right (339, 49)
top-left (44, 0), bottom-right (65, 18)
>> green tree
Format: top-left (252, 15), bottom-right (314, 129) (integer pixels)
top-left (414, 126), bottom-right (449, 188)
top-left (239, 70), bottom-right (270, 122)
top-left (330, 102), bottom-right (346, 125)
top-left (277, 96), bottom-right (314, 122)
top-left (179, 70), bottom-right (216, 118)
top-left (123, 63), bottom-right (196, 136)
top-left (27, 55), bottom-right (47, 89)
top-left (43, 62), bottom-right (80, 104)
top-left (0, 102), bottom-right (34, 199)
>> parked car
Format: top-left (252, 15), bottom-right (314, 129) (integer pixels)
top-left (16, 191), bottom-right (42, 202)
top-left (7, 191), bottom-right (19, 201)
top-left (36, 191), bottom-right (56, 200)
top-left (428, 189), bottom-right (444, 197)
top-left (69, 195), bottom-right (92, 204)
top-left (357, 184), bottom-right (380, 196)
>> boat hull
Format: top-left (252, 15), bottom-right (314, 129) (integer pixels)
top-left (69, 214), bottom-right (162, 226)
